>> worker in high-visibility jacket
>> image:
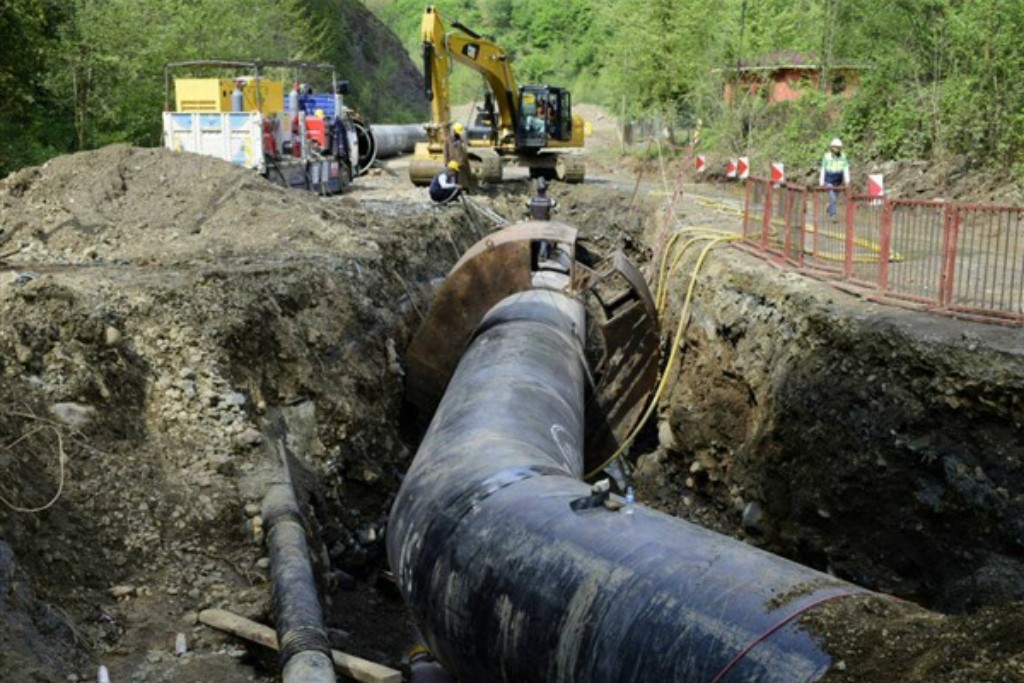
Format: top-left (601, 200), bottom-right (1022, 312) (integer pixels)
top-left (819, 138), bottom-right (850, 222)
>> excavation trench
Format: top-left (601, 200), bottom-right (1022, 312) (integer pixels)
top-left (0, 145), bottom-right (1023, 681)
top-left (642, 232), bottom-right (1024, 616)
top-left (269, 188), bottom-right (1024, 680)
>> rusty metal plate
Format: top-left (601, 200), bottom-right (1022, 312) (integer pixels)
top-left (405, 222), bottom-right (578, 416)
top-left (580, 251), bottom-right (661, 474)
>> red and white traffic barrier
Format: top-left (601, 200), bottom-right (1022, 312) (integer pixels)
top-left (868, 174), bottom-right (885, 198)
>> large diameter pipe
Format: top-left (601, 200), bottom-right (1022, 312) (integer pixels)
top-left (388, 289), bottom-right (865, 682)
top-left (354, 123), bottom-right (427, 175)
top-left (371, 124), bottom-right (427, 159)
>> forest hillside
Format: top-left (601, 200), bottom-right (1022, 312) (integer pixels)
top-left (368, 0), bottom-right (1024, 182)
top-left (4, 0), bottom-right (1024, 185)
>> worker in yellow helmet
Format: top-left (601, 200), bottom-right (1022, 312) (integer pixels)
top-left (444, 121), bottom-right (475, 191)
top-left (429, 160), bottom-right (462, 204)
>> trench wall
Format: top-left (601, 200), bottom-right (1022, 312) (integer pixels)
top-left (650, 246), bottom-right (1024, 612)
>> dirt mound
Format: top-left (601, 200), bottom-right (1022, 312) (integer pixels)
top-left (0, 145), bottom-right (378, 266)
top-left (0, 144), bottom-right (486, 681)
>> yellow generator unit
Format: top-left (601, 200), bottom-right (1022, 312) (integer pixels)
top-left (173, 78), bottom-right (284, 114)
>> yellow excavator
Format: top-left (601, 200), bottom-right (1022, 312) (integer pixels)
top-left (408, 6), bottom-right (587, 186)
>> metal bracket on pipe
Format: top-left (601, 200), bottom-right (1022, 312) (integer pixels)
top-left (568, 478), bottom-right (614, 512)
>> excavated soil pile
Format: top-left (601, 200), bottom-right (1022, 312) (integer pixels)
top-left (0, 144), bottom-right (483, 682)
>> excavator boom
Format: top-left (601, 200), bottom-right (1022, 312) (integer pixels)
top-left (409, 5), bottom-right (585, 186)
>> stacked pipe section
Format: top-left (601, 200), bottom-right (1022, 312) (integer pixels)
top-left (387, 230), bottom-right (873, 682)
top-left (354, 123), bottom-right (427, 175)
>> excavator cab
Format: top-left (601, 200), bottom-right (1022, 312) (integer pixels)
top-left (517, 85), bottom-right (573, 150)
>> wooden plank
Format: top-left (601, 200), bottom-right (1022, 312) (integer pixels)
top-left (198, 608), bottom-right (402, 683)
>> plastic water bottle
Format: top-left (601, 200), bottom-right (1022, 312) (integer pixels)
top-left (624, 486), bottom-right (635, 516)
top-left (174, 632), bottom-right (188, 656)
top-left (97, 665), bottom-right (111, 683)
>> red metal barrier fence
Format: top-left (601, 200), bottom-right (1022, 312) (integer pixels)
top-left (738, 178), bottom-right (1024, 326)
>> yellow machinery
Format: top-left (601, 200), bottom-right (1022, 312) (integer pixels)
top-left (162, 60), bottom-right (359, 195)
top-left (409, 6), bottom-right (587, 186)
top-left (172, 78), bottom-right (284, 114)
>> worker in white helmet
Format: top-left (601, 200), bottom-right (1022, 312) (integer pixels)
top-left (820, 138), bottom-right (850, 222)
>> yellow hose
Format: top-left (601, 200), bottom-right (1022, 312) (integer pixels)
top-left (658, 234), bottom-right (718, 315)
top-left (591, 176), bottom-right (900, 480)
top-left (585, 234), bottom-right (737, 480)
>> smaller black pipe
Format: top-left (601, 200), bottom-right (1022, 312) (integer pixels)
top-left (263, 484), bottom-right (336, 683)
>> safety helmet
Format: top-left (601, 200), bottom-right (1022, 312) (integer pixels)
top-left (447, 160), bottom-right (460, 171)
top-left (830, 138), bottom-right (843, 148)
top-left (452, 122), bottom-right (465, 135)
top-left (314, 109), bottom-right (325, 119)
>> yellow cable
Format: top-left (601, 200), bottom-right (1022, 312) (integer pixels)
top-left (585, 235), bottom-right (737, 480)
top-left (656, 231), bottom-right (700, 312)
top-left (597, 176), bottom-right (899, 483)
top-left (658, 234), bottom-right (717, 314)
top-left (657, 226), bottom-right (740, 314)
top-left (654, 230), bottom-right (683, 308)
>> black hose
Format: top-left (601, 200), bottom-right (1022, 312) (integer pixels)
top-left (263, 484), bottom-right (336, 683)
top-left (353, 121), bottom-right (376, 175)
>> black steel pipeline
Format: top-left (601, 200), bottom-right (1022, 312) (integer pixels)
top-left (263, 484), bottom-right (336, 683)
top-left (388, 288), bottom-right (865, 682)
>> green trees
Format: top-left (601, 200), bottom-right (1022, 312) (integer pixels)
top-left (0, 0), bottom-right (73, 174)
top-left (5, 0), bottom-right (1024, 178)
top-left (0, 0), bottom-right (322, 176)
top-left (358, 0), bottom-right (1024, 179)
top-left (53, 0), bottom-right (321, 151)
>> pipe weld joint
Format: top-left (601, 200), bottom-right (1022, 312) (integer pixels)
top-left (279, 626), bottom-right (332, 666)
